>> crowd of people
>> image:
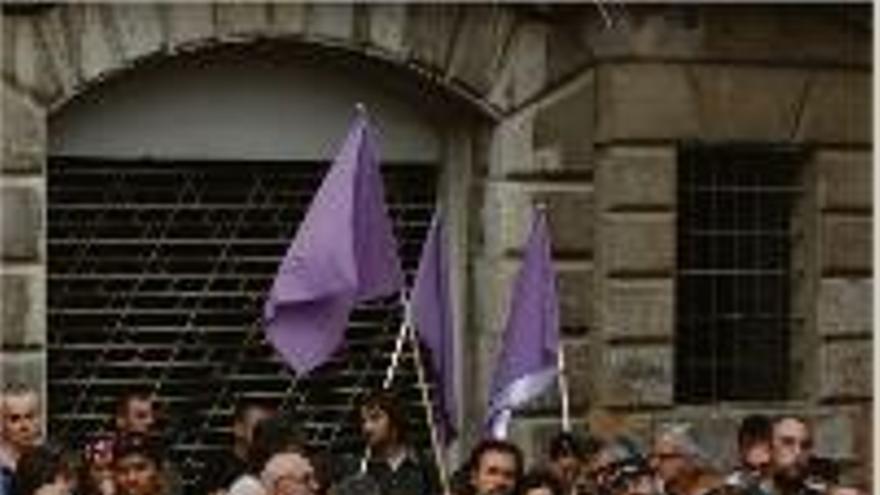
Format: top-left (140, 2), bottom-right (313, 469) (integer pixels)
top-left (0, 384), bottom-right (868, 495)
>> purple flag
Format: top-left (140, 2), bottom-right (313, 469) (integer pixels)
top-left (411, 210), bottom-right (457, 444)
top-left (485, 207), bottom-right (560, 439)
top-left (264, 110), bottom-right (404, 375)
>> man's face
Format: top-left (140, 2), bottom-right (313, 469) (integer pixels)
top-left (771, 418), bottom-right (812, 480)
top-left (471, 450), bottom-right (518, 495)
top-left (360, 405), bottom-right (394, 449)
top-left (649, 436), bottom-right (689, 485)
top-left (741, 439), bottom-right (771, 473)
top-left (118, 398), bottom-right (155, 434)
top-left (234, 407), bottom-right (273, 449)
top-left (1, 392), bottom-right (41, 450)
top-left (549, 454), bottom-right (581, 488)
top-left (263, 452), bottom-right (319, 495)
top-left (115, 453), bottom-right (160, 495)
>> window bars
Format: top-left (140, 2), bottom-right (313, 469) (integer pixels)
top-left (675, 144), bottom-right (805, 403)
top-left (47, 158), bottom-right (437, 490)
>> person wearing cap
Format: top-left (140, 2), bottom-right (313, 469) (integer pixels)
top-left (113, 433), bottom-right (169, 495)
top-left (649, 424), bottom-right (724, 495)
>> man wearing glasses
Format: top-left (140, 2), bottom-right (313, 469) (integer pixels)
top-left (768, 416), bottom-right (822, 495)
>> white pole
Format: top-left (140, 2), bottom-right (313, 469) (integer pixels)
top-left (558, 346), bottom-right (571, 432)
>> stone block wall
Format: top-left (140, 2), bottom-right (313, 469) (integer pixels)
top-left (0, 3), bottom-right (872, 481)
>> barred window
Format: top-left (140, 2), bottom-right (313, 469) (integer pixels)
top-left (675, 143), bottom-right (806, 403)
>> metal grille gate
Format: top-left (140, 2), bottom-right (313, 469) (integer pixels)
top-left (47, 158), bottom-right (437, 489)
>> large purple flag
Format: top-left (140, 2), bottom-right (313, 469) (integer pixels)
top-left (411, 210), bottom-right (457, 444)
top-left (264, 110), bottom-right (404, 375)
top-left (485, 207), bottom-right (560, 439)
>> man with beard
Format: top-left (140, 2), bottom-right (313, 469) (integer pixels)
top-left (766, 417), bottom-right (822, 495)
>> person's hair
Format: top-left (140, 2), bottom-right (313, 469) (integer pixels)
top-left (771, 414), bottom-right (810, 433)
top-left (232, 397), bottom-right (276, 424)
top-left (737, 414), bottom-right (772, 448)
top-left (12, 443), bottom-right (77, 495)
top-left (357, 389), bottom-right (408, 444)
top-left (113, 432), bottom-right (165, 468)
top-left (467, 439), bottom-right (524, 480)
top-left (246, 415), bottom-right (307, 474)
top-left (655, 423), bottom-right (713, 469)
top-left (115, 388), bottom-right (155, 418)
top-left (548, 432), bottom-right (586, 461)
top-left (517, 469), bottom-right (562, 495)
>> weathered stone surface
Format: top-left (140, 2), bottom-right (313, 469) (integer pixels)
top-left (1, 186), bottom-right (42, 262)
top-left (701, 6), bottom-right (870, 67)
top-left (816, 150), bottom-right (871, 212)
top-left (271, 4), bottom-right (306, 37)
top-left (693, 66), bottom-right (809, 141)
top-left (818, 278), bottom-right (871, 337)
top-left (522, 338), bottom-right (594, 414)
top-left (0, 350), bottom-right (45, 393)
top-left (602, 213), bottom-right (674, 275)
top-left (367, 4), bottom-right (406, 55)
top-left (306, 4), bottom-right (354, 42)
top-left (820, 215), bottom-right (871, 274)
top-left (75, 5), bottom-right (118, 82)
top-left (483, 183), bottom-right (593, 256)
top-left (533, 71), bottom-right (596, 172)
top-left (581, 6), bottom-right (703, 61)
top-left (557, 267), bottom-right (593, 332)
top-left (597, 63), bottom-right (699, 142)
top-left (603, 279), bottom-right (673, 340)
top-left (6, 16), bottom-right (60, 102)
top-left (604, 344), bottom-right (674, 406)
top-left (814, 409), bottom-right (858, 460)
top-left (404, 5), bottom-right (459, 71)
top-left (216, 4), bottom-right (269, 39)
top-left (819, 340), bottom-right (871, 400)
top-left (598, 146), bottom-right (675, 211)
top-left (490, 110), bottom-right (536, 177)
top-left (2, 86), bottom-right (46, 173)
top-left (110, 4), bottom-right (164, 62)
top-left (35, 6), bottom-right (80, 96)
top-left (546, 13), bottom-right (593, 84)
top-left (488, 22), bottom-right (547, 111)
top-left (796, 71), bottom-right (871, 145)
top-left (447, 6), bottom-right (515, 95)
top-left (1, 272), bottom-right (45, 348)
top-left (166, 4), bottom-right (215, 47)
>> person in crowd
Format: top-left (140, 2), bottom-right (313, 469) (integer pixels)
top-left (544, 433), bottom-right (586, 495)
top-left (113, 433), bottom-right (168, 495)
top-left (228, 415), bottom-right (307, 495)
top-left (260, 451), bottom-right (320, 495)
top-left (466, 439), bottom-right (523, 495)
top-left (10, 443), bottom-right (77, 495)
top-left (603, 455), bottom-right (657, 495)
top-left (517, 469), bottom-right (562, 495)
top-left (583, 436), bottom-right (642, 495)
top-left (79, 435), bottom-right (116, 495)
top-left (765, 416), bottom-right (822, 495)
top-left (649, 423), bottom-right (723, 495)
top-left (1, 385), bottom-right (43, 495)
top-left (115, 392), bottom-right (158, 437)
top-left (725, 415), bottom-right (773, 494)
top-left (338, 389), bottom-right (437, 495)
top-left (201, 398), bottom-right (275, 495)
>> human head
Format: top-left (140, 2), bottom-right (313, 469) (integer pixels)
top-left (113, 433), bottom-right (165, 495)
top-left (547, 432), bottom-right (585, 491)
top-left (12, 443), bottom-right (77, 495)
top-left (770, 415), bottom-right (812, 482)
top-left (737, 414), bottom-right (772, 472)
top-left (468, 439), bottom-right (523, 495)
top-left (585, 437), bottom-right (642, 495)
top-left (81, 435), bottom-right (116, 495)
top-left (232, 398), bottom-right (275, 455)
top-left (247, 415), bottom-right (307, 475)
top-left (1, 384), bottom-right (41, 460)
top-left (358, 390), bottom-right (406, 451)
top-left (115, 391), bottom-right (157, 435)
top-left (649, 424), bottom-right (708, 488)
top-left (604, 457), bottom-right (656, 495)
top-left (517, 469), bottom-right (562, 495)
top-left (260, 451), bottom-right (319, 495)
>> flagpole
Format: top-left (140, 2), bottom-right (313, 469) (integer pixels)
top-left (405, 301), bottom-right (452, 495)
top-left (558, 345), bottom-right (571, 432)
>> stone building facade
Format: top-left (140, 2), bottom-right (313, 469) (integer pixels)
top-left (1, 2), bottom-right (872, 485)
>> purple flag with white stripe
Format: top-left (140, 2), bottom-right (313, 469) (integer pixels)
top-left (485, 207), bottom-right (560, 439)
top-left (263, 109), bottom-right (404, 375)
top-left (412, 210), bottom-right (457, 444)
